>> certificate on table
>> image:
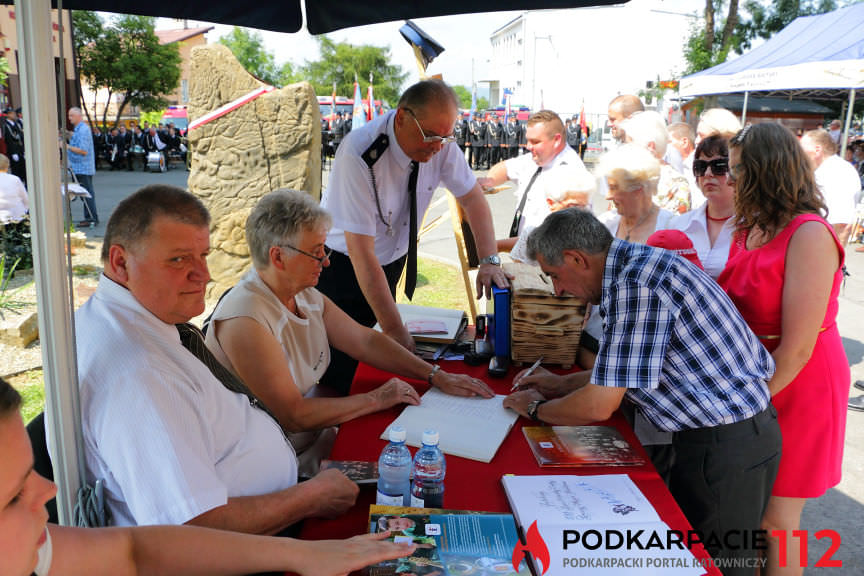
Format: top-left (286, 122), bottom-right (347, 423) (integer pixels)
top-left (381, 388), bottom-right (518, 463)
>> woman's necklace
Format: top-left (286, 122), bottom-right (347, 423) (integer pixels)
top-left (623, 206), bottom-right (656, 242)
top-left (706, 206), bottom-right (733, 222)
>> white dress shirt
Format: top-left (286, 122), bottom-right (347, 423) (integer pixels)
top-left (668, 203), bottom-right (735, 279)
top-left (322, 110), bottom-right (476, 265)
top-left (504, 145), bottom-right (589, 234)
top-left (0, 172), bottom-right (28, 224)
top-left (76, 275), bottom-right (297, 526)
top-left (816, 154), bottom-right (861, 225)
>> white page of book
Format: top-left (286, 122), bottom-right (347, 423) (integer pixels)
top-left (381, 388), bottom-right (518, 463)
top-left (503, 474), bottom-right (704, 575)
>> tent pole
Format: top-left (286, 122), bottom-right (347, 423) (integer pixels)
top-left (841, 88), bottom-right (855, 159)
top-left (15, 0), bottom-right (84, 525)
top-left (741, 91), bottom-right (749, 125)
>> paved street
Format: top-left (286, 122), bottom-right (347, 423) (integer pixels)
top-left (83, 161), bottom-right (864, 572)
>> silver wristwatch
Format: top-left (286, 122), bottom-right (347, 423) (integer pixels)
top-left (478, 254), bottom-right (501, 266)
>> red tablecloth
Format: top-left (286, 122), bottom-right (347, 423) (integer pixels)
top-left (300, 361), bottom-right (719, 576)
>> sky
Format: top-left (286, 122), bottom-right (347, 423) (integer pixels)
top-left (155, 0), bottom-right (703, 108)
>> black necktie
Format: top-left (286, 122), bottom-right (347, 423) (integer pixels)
top-left (175, 323), bottom-right (277, 422)
top-left (509, 166), bottom-right (543, 237)
top-left (405, 160), bottom-right (419, 300)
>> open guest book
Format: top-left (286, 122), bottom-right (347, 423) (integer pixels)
top-left (502, 474), bottom-right (705, 575)
top-left (374, 303), bottom-right (468, 344)
top-left (381, 388), bottom-right (518, 463)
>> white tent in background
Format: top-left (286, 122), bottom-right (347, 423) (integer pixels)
top-left (680, 3), bottom-right (864, 155)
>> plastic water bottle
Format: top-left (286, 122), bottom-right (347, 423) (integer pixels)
top-left (410, 429), bottom-right (446, 508)
top-left (377, 425), bottom-right (412, 506)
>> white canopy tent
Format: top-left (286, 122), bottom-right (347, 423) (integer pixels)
top-left (680, 3), bottom-right (864, 155)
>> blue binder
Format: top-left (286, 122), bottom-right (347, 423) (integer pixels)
top-left (487, 285), bottom-right (511, 359)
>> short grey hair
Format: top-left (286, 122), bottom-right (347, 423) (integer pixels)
top-left (246, 189), bottom-right (332, 269)
top-left (619, 111), bottom-right (668, 158)
top-left (527, 208), bottom-right (613, 266)
top-left (397, 79), bottom-right (459, 117)
top-left (597, 143), bottom-right (660, 193)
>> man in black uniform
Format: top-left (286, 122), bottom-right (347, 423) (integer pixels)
top-left (486, 115), bottom-right (501, 167)
top-left (566, 116), bottom-right (582, 156)
top-left (506, 116), bottom-right (520, 160)
top-left (3, 108), bottom-right (25, 185)
top-left (469, 115), bottom-right (484, 169)
top-left (455, 116), bottom-right (466, 159)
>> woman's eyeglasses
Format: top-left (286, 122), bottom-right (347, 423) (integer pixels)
top-left (693, 158), bottom-right (729, 177)
top-left (280, 244), bottom-right (332, 265)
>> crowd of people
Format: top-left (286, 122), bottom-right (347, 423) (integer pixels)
top-left (1, 79), bottom-right (862, 576)
top-left (90, 120), bottom-right (187, 172)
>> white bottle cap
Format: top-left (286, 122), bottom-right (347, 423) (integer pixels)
top-left (389, 425), bottom-right (407, 443)
top-left (422, 429), bottom-right (439, 445)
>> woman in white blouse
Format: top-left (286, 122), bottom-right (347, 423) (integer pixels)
top-left (668, 134), bottom-right (735, 279)
top-left (205, 189), bottom-right (493, 474)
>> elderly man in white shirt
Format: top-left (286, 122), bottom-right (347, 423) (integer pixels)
top-left (0, 153), bottom-right (28, 225)
top-left (76, 185), bottom-right (357, 533)
top-left (800, 128), bottom-right (861, 245)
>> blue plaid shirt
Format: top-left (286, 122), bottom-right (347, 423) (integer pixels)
top-left (68, 122), bottom-right (95, 175)
top-left (592, 240), bottom-right (774, 432)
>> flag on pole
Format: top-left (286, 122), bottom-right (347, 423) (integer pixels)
top-left (579, 99), bottom-right (587, 134)
top-left (469, 84), bottom-right (477, 122)
top-left (352, 79), bottom-right (366, 129)
top-left (368, 72), bottom-right (377, 121)
top-left (330, 82), bottom-right (336, 129)
top-left (503, 89), bottom-right (512, 123)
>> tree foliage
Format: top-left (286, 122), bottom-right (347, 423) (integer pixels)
top-left (300, 37), bottom-right (407, 106)
top-left (72, 12), bottom-right (181, 128)
top-left (683, 0), bottom-right (846, 75)
top-left (219, 27), bottom-right (282, 86)
top-left (451, 85), bottom-right (490, 111)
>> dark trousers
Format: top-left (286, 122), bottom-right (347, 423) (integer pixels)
top-left (315, 248), bottom-right (406, 395)
top-left (670, 405), bottom-right (781, 576)
top-left (75, 173), bottom-right (98, 224)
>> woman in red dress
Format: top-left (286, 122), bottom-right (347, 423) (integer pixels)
top-left (718, 123), bottom-right (850, 575)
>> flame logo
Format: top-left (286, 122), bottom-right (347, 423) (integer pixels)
top-left (512, 520), bottom-right (551, 575)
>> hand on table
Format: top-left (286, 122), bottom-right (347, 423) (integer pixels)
top-left (297, 532), bottom-right (415, 576)
top-left (305, 469), bottom-right (359, 519)
top-left (503, 388), bottom-right (546, 419)
top-left (432, 371), bottom-right (495, 398)
top-left (475, 263), bottom-right (510, 299)
top-left (385, 323), bottom-right (416, 353)
top-left (510, 366), bottom-right (574, 398)
top-left (368, 377), bottom-right (421, 409)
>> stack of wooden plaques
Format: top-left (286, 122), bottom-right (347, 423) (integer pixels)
top-left (505, 262), bottom-right (586, 368)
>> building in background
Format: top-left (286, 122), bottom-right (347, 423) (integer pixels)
top-left (0, 8), bottom-right (77, 115)
top-left (483, 3), bottom-right (693, 122)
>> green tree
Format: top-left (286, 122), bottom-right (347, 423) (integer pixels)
top-left (683, 0), bottom-right (742, 74)
top-left (219, 27), bottom-right (283, 86)
top-left (301, 37), bottom-right (407, 105)
top-left (73, 13), bottom-right (181, 128)
top-left (736, 0), bottom-right (838, 52)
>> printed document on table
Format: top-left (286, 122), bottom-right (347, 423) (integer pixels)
top-left (381, 388), bottom-right (518, 463)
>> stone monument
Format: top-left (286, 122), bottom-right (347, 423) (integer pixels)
top-left (187, 44), bottom-right (321, 298)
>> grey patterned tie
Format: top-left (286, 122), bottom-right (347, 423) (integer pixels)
top-left (175, 322), bottom-right (278, 422)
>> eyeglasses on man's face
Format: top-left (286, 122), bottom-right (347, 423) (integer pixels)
top-left (403, 108), bottom-right (457, 145)
top-left (279, 243), bottom-right (332, 265)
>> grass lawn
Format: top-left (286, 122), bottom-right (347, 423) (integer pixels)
top-left (6, 258), bottom-right (468, 424)
top-left (8, 370), bottom-right (45, 425)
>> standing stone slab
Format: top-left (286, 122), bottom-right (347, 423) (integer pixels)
top-left (187, 44), bottom-right (321, 298)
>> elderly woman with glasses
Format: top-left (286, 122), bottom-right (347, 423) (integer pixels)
top-left (667, 134), bottom-right (736, 279)
top-left (718, 123), bottom-right (850, 575)
top-left (205, 189), bottom-right (493, 474)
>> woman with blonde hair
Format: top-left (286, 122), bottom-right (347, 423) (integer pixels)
top-left (719, 123), bottom-right (850, 575)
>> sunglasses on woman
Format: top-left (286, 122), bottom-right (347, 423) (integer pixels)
top-left (693, 158), bottom-right (729, 177)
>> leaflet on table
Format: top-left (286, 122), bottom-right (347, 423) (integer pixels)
top-left (381, 387), bottom-right (518, 463)
top-left (522, 426), bottom-right (645, 467)
top-left (374, 303), bottom-right (468, 344)
top-left (502, 474), bottom-right (705, 576)
top-left (367, 505), bottom-right (531, 576)
top-left (319, 460), bottom-right (379, 484)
